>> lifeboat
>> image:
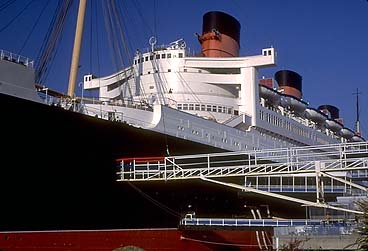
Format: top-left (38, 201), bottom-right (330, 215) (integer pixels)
top-left (305, 107), bottom-right (327, 125)
top-left (280, 94), bottom-right (308, 115)
top-left (259, 85), bottom-right (281, 106)
top-left (351, 134), bottom-right (365, 142)
top-left (340, 127), bottom-right (355, 139)
top-left (325, 119), bottom-right (343, 133)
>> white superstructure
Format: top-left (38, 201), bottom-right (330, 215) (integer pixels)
top-left (81, 11), bottom-right (364, 152)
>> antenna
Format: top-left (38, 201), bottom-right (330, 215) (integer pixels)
top-left (149, 36), bottom-right (157, 52)
top-left (353, 88), bottom-right (362, 136)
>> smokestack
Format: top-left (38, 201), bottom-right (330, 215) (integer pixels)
top-left (198, 11), bottom-right (240, 57)
top-left (275, 70), bottom-right (303, 99)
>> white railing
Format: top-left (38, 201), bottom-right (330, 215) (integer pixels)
top-left (0, 49), bottom-right (33, 68)
top-left (180, 217), bottom-right (323, 227)
top-left (117, 141), bottom-right (368, 182)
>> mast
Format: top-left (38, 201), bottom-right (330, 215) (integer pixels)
top-left (353, 88), bottom-right (362, 136)
top-left (67, 0), bottom-right (87, 97)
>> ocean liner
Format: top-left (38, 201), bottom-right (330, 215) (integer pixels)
top-left (0, 1), bottom-right (366, 250)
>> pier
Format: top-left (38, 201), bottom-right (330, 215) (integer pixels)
top-left (117, 142), bottom-right (368, 250)
top-left (117, 142), bottom-right (367, 212)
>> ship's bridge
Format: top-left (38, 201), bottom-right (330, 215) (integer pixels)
top-left (83, 38), bottom-right (276, 124)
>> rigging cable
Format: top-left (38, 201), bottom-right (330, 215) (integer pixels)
top-left (18, 0), bottom-right (51, 55)
top-left (112, 0), bottom-right (130, 67)
top-left (127, 182), bottom-right (181, 218)
top-left (150, 0), bottom-right (171, 156)
top-left (116, 1), bottom-right (140, 103)
top-left (130, 0), bottom-right (154, 44)
top-left (160, 54), bottom-right (217, 120)
top-left (94, 0), bottom-right (102, 93)
top-left (111, 0), bottom-right (134, 101)
top-left (35, 0), bottom-right (73, 84)
top-left (129, 0), bottom-right (156, 104)
top-left (153, 0), bottom-right (157, 38)
top-left (102, 1), bottom-right (118, 71)
top-left (89, 0), bottom-right (92, 74)
top-left (0, 0), bottom-right (33, 33)
top-left (123, 0), bottom-right (157, 103)
top-left (0, 0), bottom-right (16, 13)
top-left (101, 0), bottom-right (132, 103)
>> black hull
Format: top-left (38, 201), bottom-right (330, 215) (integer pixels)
top-left (1, 93), bottom-right (308, 231)
top-left (1, 93), bottom-right (223, 230)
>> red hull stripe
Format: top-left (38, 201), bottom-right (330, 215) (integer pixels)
top-left (0, 228), bottom-right (271, 251)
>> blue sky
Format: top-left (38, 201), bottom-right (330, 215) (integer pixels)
top-left (0, 0), bottom-right (367, 135)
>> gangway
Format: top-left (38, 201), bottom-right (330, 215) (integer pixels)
top-left (180, 217), bottom-right (327, 228)
top-left (117, 142), bottom-right (368, 214)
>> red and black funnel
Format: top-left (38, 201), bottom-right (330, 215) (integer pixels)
top-left (318, 105), bottom-right (340, 120)
top-left (198, 11), bottom-right (240, 57)
top-left (275, 70), bottom-right (303, 99)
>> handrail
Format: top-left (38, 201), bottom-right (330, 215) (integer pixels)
top-left (0, 49), bottom-right (33, 68)
top-left (117, 142), bottom-right (368, 182)
top-left (181, 217), bottom-right (327, 227)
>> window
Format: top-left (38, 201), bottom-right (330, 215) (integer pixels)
top-left (168, 69), bottom-right (171, 72)
top-left (145, 56), bottom-right (148, 61)
top-left (201, 104), bottom-right (205, 111)
top-left (183, 104), bottom-right (188, 110)
top-left (167, 53), bottom-right (171, 58)
top-left (150, 55), bottom-right (153, 60)
top-left (178, 104), bottom-right (182, 110)
top-left (156, 54), bottom-right (160, 59)
top-left (137, 58), bottom-right (141, 64)
top-left (195, 104), bottom-right (200, 111)
top-left (161, 54), bottom-right (166, 59)
top-left (149, 86), bottom-right (154, 89)
top-left (212, 106), bottom-right (217, 112)
top-left (206, 105), bottom-right (211, 111)
top-left (189, 104), bottom-right (194, 110)
top-left (178, 53), bottom-right (183, 58)
top-left (107, 81), bottom-right (122, 91)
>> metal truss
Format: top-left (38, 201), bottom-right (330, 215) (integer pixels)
top-left (116, 142), bottom-right (368, 214)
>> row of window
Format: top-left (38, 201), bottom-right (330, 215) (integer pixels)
top-left (134, 52), bottom-right (184, 65)
top-left (260, 110), bottom-right (311, 138)
top-left (244, 176), bottom-right (333, 186)
top-left (177, 103), bottom-right (239, 115)
top-left (177, 125), bottom-right (243, 148)
top-left (140, 68), bottom-right (204, 75)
